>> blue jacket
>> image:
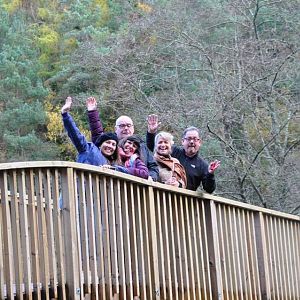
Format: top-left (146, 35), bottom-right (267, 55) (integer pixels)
top-left (62, 112), bottom-right (108, 166)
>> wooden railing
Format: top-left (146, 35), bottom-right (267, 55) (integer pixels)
top-left (0, 161), bottom-right (299, 299)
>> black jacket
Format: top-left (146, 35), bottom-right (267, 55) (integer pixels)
top-left (147, 132), bottom-right (215, 192)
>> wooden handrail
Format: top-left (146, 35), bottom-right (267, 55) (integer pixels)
top-left (0, 161), bottom-right (299, 299)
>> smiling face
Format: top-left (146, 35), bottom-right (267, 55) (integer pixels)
top-left (100, 140), bottom-right (117, 157)
top-left (115, 116), bottom-right (134, 139)
top-left (123, 140), bottom-right (138, 156)
top-left (181, 130), bottom-right (202, 157)
top-left (156, 137), bottom-right (172, 156)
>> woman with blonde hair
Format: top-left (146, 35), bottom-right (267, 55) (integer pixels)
top-left (154, 131), bottom-right (187, 188)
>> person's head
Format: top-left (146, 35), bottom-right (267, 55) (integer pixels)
top-left (119, 135), bottom-right (141, 157)
top-left (181, 127), bottom-right (202, 157)
top-left (95, 132), bottom-right (119, 161)
top-left (115, 116), bottom-right (134, 139)
top-left (154, 132), bottom-right (174, 157)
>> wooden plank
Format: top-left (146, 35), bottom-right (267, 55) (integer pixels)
top-left (0, 191), bottom-right (6, 299)
top-left (155, 190), bottom-right (166, 299)
top-left (254, 212), bottom-right (271, 300)
top-left (61, 168), bottom-right (81, 299)
top-left (26, 169), bottom-right (42, 299)
top-left (52, 169), bottom-right (67, 299)
top-left (113, 179), bottom-right (126, 300)
top-left (93, 175), bottom-right (106, 299)
top-left (167, 193), bottom-right (178, 300)
top-left (18, 170), bottom-right (33, 299)
top-left (200, 200), bottom-right (212, 300)
top-left (10, 171), bottom-right (24, 299)
top-left (36, 169), bottom-right (50, 299)
top-left (0, 171), bottom-right (15, 299)
top-left (135, 185), bottom-right (147, 300)
top-left (100, 177), bottom-right (113, 299)
top-left (178, 194), bottom-right (190, 300)
top-left (147, 186), bottom-right (160, 299)
top-left (204, 200), bottom-right (223, 300)
top-left (107, 178), bottom-right (119, 296)
top-left (86, 173), bottom-right (99, 300)
top-left (44, 169), bottom-right (58, 298)
top-left (184, 196), bottom-right (196, 299)
top-left (77, 172), bottom-right (91, 295)
top-left (217, 204), bottom-right (228, 300)
top-left (141, 186), bottom-right (153, 299)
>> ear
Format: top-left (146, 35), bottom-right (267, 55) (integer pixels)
top-left (181, 138), bottom-right (185, 146)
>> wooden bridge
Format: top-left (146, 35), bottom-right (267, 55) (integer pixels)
top-left (0, 161), bottom-right (299, 299)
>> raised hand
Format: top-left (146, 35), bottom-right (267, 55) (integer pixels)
top-left (86, 97), bottom-right (97, 111)
top-left (208, 160), bottom-right (221, 174)
top-left (147, 114), bottom-right (161, 133)
top-left (61, 96), bottom-right (72, 114)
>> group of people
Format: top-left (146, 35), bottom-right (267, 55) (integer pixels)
top-left (61, 96), bottom-right (220, 193)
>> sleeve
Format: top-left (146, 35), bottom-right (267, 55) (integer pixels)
top-left (126, 158), bottom-right (149, 179)
top-left (201, 164), bottom-right (216, 193)
top-left (62, 112), bottom-right (88, 153)
top-left (87, 109), bottom-right (104, 144)
top-left (142, 145), bottom-right (159, 181)
top-left (146, 131), bottom-right (156, 152)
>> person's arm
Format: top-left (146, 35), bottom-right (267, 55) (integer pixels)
top-left (202, 172), bottom-right (216, 193)
top-left (126, 158), bottom-right (149, 179)
top-left (86, 97), bottom-right (104, 144)
top-left (141, 144), bottom-right (159, 181)
top-left (62, 97), bottom-right (87, 153)
top-left (146, 114), bottom-right (160, 152)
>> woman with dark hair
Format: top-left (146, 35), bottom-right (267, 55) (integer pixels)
top-left (117, 135), bottom-right (149, 179)
top-left (61, 96), bottom-right (119, 166)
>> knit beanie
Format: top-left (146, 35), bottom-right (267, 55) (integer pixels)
top-left (95, 132), bottom-right (118, 147)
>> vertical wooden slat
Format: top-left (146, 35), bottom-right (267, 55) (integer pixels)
top-left (0, 171), bottom-right (15, 299)
top-left (36, 169), bottom-right (50, 299)
top-left (52, 169), bottom-right (66, 299)
top-left (100, 176), bottom-right (113, 298)
top-left (86, 173), bottom-right (99, 300)
top-left (201, 200), bottom-right (212, 300)
top-left (195, 200), bottom-right (208, 300)
top-left (147, 186), bottom-right (160, 299)
top-left (155, 190), bottom-right (166, 299)
top-left (161, 191), bottom-right (172, 299)
top-left (0, 190), bottom-right (6, 299)
top-left (107, 178), bottom-right (119, 297)
top-left (77, 172), bottom-right (91, 295)
top-left (10, 171), bottom-right (24, 299)
top-left (114, 179), bottom-right (126, 299)
top-left (61, 167), bottom-right (80, 299)
top-left (135, 185), bottom-right (147, 300)
top-left (292, 222), bottom-right (300, 298)
top-left (167, 193), bottom-right (178, 300)
top-left (232, 207), bottom-right (243, 300)
top-left (204, 200), bottom-right (223, 300)
top-left (184, 196), bottom-right (196, 300)
top-left (178, 194), bottom-right (190, 300)
top-left (93, 175), bottom-right (106, 299)
top-left (141, 186), bottom-right (153, 299)
top-left (217, 204), bottom-right (229, 300)
top-left (26, 169), bottom-right (42, 299)
top-left (44, 169), bottom-right (58, 298)
top-left (278, 218), bottom-right (288, 299)
top-left (173, 193), bottom-right (184, 298)
top-left (273, 217), bottom-right (283, 298)
top-left (283, 221), bottom-right (292, 300)
top-left (18, 170), bottom-right (33, 299)
top-left (254, 212), bottom-right (271, 300)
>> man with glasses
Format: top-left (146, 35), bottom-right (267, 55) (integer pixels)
top-left (147, 115), bottom-right (220, 192)
top-left (86, 97), bottom-right (159, 181)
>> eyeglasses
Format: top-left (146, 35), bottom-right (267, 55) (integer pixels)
top-left (183, 137), bottom-right (200, 142)
top-left (117, 123), bottom-right (133, 129)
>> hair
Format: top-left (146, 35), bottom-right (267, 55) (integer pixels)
top-left (182, 126), bottom-right (201, 138)
top-left (154, 131), bottom-right (174, 151)
top-left (119, 134), bottom-right (142, 157)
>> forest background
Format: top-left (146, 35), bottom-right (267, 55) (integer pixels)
top-left (0, 0), bottom-right (299, 214)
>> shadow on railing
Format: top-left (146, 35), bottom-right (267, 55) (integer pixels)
top-left (0, 161), bottom-right (299, 299)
